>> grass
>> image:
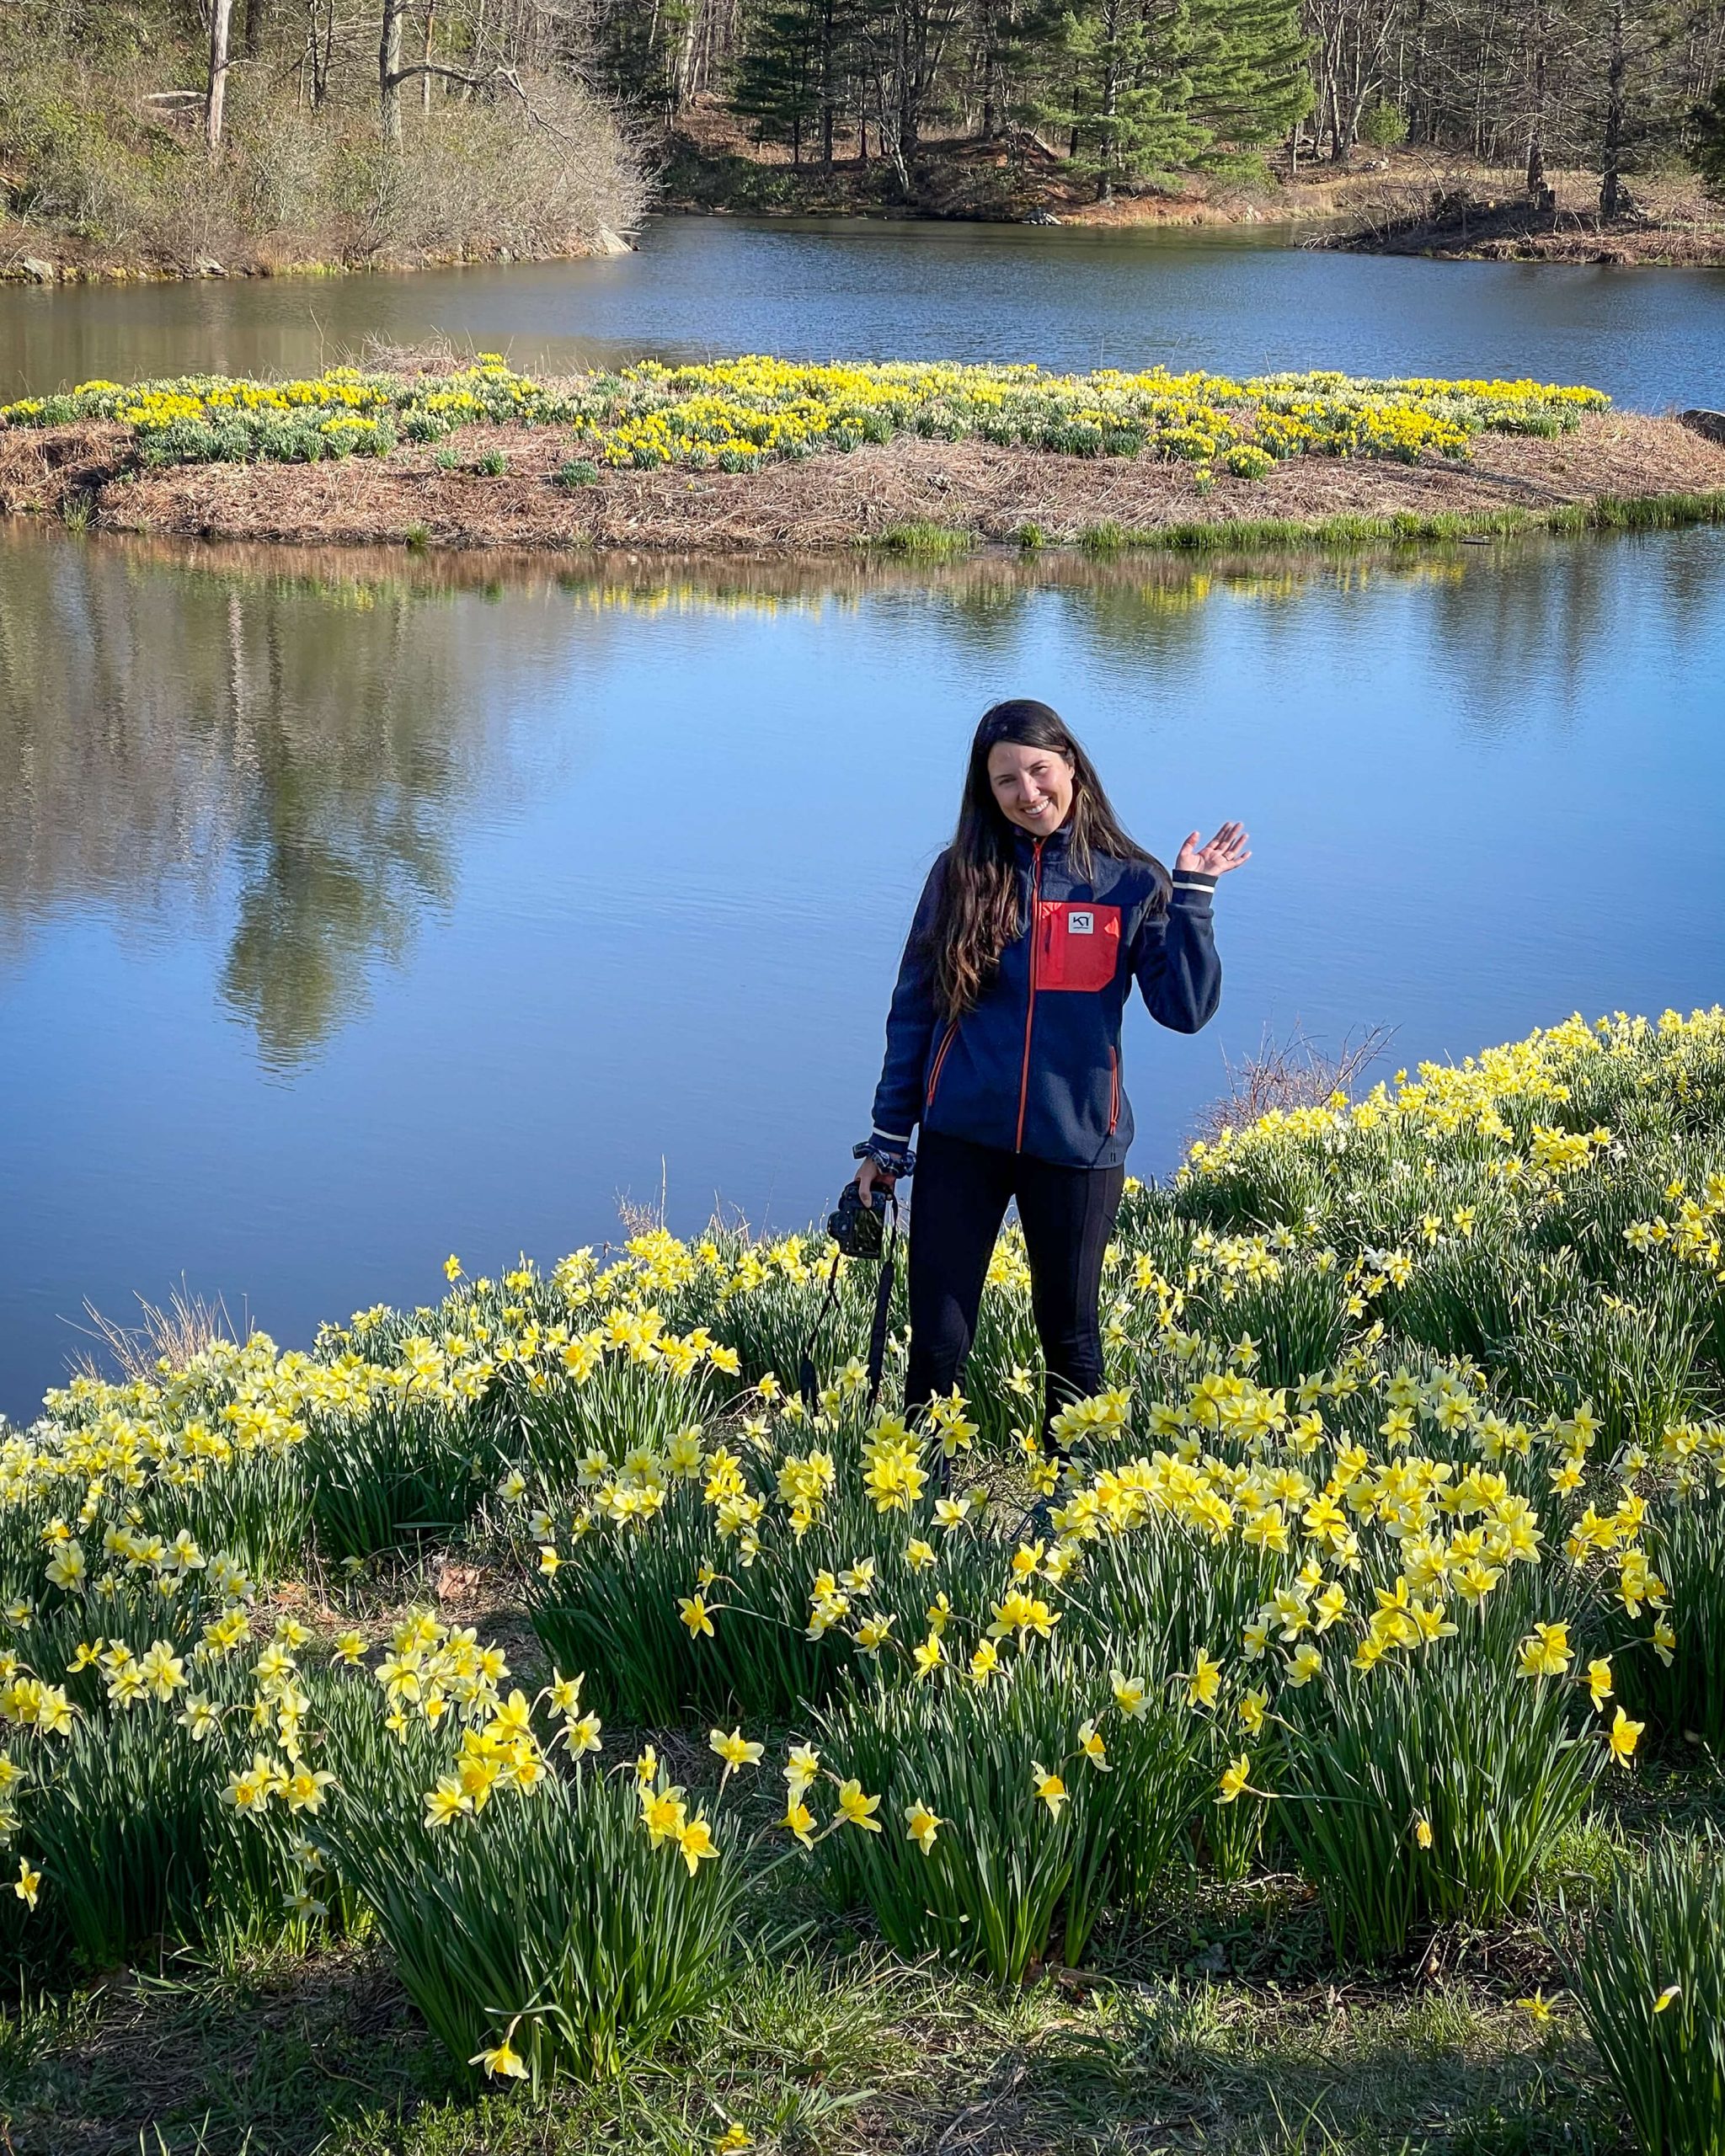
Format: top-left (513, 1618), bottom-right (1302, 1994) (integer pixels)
top-left (0, 1847), bottom-right (1656, 2156)
top-left (864, 520), bottom-right (979, 560)
top-left (1076, 490), bottom-right (1725, 554)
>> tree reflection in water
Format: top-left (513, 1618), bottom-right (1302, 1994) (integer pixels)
top-left (0, 533), bottom-right (507, 1067)
top-left (0, 524), bottom-right (1719, 1071)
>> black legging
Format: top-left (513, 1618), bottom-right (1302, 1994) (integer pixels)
top-left (904, 1128), bottom-right (1125, 1448)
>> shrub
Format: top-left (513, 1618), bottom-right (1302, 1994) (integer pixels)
top-left (1694, 77), bottom-right (1725, 200)
top-left (1615, 1485), bottom-right (1725, 1749)
top-left (1360, 103), bottom-right (1409, 150)
top-left (812, 1652), bottom-right (1208, 1980)
top-left (1226, 443), bottom-right (1277, 480)
top-left (302, 1401), bottom-right (492, 1566)
top-left (1564, 1831), bottom-right (1725, 2156)
top-left (1274, 1594), bottom-right (1605, 1961)
top-left (327, 1728), bottom-right (739, 2084)
top-left (30, 1710), bottom-right (220, 1969)
top-left (0, 54), bottom-right (647, 272)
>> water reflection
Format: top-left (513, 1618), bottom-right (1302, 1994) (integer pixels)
top-left (2, 522), bottom-right (1722, 1413)
top-left (1, 530), bottom-right (533, 1064)
top-left (0, 526), bottom-right (1714, 1067)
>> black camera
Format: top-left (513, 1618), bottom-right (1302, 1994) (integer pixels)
top-left (827, 1178), bottom-right (890, 1260)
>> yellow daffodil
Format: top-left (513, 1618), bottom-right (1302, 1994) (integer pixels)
top-left (905, 1800), bottom-right (942, 1854)
top-left (1607, 1705), bottom-right (1643, 1766)
top-left (470, 2036), bottom-right (527, 2079)
top-left (676, 1815), bottom-right (719, 1875)
top-left (710, 1726), bottom-right (765, 1772)
top-left (836, 1780), bottom-right (882, 1833)
top-left (1032, 1763), bottom-right (1067, 1817)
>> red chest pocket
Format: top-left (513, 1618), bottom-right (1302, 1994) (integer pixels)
top-left (1036, 901), bottom-right (1122, 992)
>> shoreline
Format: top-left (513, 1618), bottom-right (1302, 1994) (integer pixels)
top-left (4, 411), bottom-right (1724, 558)
top-left (8, 161), bottom-right (1722, 286)
top-left (0, 231), bottom-right (635, 290)
top-left (1316, 197), bottom-right (1725, 269)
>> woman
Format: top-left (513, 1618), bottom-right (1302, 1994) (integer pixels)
top-left (852, 698), bottom-right (1249, 1448)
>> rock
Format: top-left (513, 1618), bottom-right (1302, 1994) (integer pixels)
top-left (1022, 208), bottom-right (1061, 227)
top-left (19, 257), bottom-right (57, 283)
top-left (1678, 408), bottom-right (1725, 446)
top-left (195, 256), bottom-right (226, 277)
top-left (593, 227), bottom-right (633, 255)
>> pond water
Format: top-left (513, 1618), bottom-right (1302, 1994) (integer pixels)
top-left (3, 214), bottom-right (1724, 408)
top-left (3, 521), bottom-right (1723, 1415)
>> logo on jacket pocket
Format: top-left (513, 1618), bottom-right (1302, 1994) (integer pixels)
top-left (1068, 911), bottom-right (1094, 935)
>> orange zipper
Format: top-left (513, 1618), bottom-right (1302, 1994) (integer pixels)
top-left (1014, 839), bottom-right (1044, 1152)
top-left (926, 1021), bottom-right (958, 1105)
top-left (1108, 1048), bottom-right (1120, 1134)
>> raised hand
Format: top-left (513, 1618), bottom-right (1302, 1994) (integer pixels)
top-left (1177, 820), bottom-right (1251, 878)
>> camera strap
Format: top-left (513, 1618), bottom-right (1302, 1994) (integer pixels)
top-left (798, 1196), bottom-right (900, 1412)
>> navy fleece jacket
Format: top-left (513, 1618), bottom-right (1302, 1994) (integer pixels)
top-left (868, 822), bottom-right (1221, 1171)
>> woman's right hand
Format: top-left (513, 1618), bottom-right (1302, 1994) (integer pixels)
top-left (856, 1156), bottom-right (895, 1204)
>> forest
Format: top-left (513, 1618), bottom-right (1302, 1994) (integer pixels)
top-left (3, 0), bottom-right (1724, 269)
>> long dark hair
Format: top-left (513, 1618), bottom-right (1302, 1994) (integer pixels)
top-left (928, 699), bottom-right (1168, 1021)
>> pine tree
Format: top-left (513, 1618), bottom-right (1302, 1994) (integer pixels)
top-left (730, 0), bottom-right (825, 161)
top-left (1187, 0), bottom-right (1312, 163)
top-left (1694, 74), bottom-right (1725, 194)
top-left (1043, 0), bottom-right (1210, 200)
top-left (1036, 0), bottom-right (1310, 195)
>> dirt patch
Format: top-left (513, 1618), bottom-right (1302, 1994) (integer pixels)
top-left (6, 412), bottom-right (1723, 557)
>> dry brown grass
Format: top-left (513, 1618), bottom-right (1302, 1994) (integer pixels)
top-left (4, 409), bottom-right (1722, 557)
top-left (70, 1283), bottom-right (238, 1385)
top-left (1186, 1020), bottom-right (1400, 1148)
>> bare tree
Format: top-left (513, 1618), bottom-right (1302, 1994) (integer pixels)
top-left (381, 0), bottom-right (408, 141)
top-left (207, 0), bottom-right (235, 152)
top-left (1599, 0), bottom-right (1627, 208)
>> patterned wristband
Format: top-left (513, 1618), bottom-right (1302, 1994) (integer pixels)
top-left (853, 1138), bottom-right (916, 1177)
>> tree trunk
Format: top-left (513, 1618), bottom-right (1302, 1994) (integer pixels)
top-left (1525, 0), bottom-right (1547, 195)
top-left (380, 0), bottom-right (406, 144)
top-left (465, 0), bottom-right (486, 97)
top-left (674, 0), bottom-right (703, 115)
top-left (1406, 0), bottom-right (1429, 143)
top-left (206, 0), bottom-right (233, 155)
top-left (1599, 0), bottom-right (1626, 216)
top-left (820, 0), bottom-right (836, 163)
top-left (421, 0), bottom-right (435, 115)
top-left (243, 0), bottom-right (267, 61)
top-left (1098, 0), bottom-right (1119, 203)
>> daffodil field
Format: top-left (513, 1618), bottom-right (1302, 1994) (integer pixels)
top-left (4, 1007), bottom-right (1725, 2149)
top-left (0, 356), bottom-right (1610, 478)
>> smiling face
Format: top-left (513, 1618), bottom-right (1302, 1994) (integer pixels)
top-left (986, 740), bottom-right (1076, 838)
